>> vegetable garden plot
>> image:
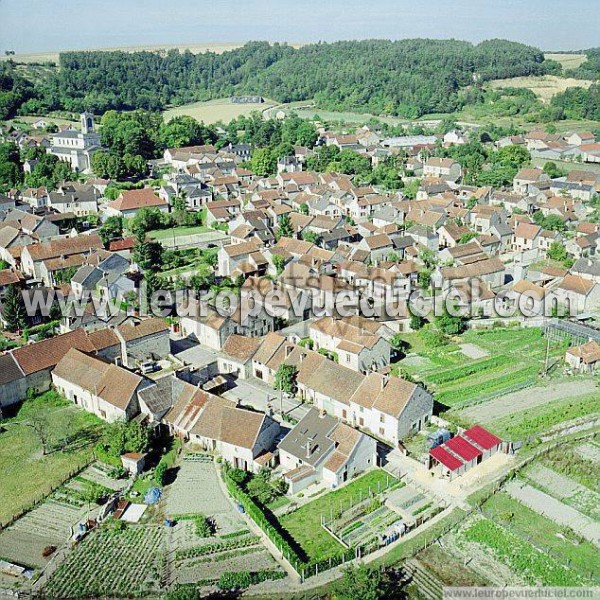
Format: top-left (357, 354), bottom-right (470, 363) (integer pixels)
top-left (0, 500), bottom-right (85, 568)
top-left (575, 441), bottom-right (600, 466)
top-left (459, 516), bottom-right (585, 586)
top-left (524, 464), bottom-right (600, 519)
top-left (42, 525), bottom-right (165, 599)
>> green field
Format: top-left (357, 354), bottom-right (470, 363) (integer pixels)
top-left (164, 98), bottom-right (276, 124)
top-left (279, 469), bottom-right (394, 563)
top-left (544, 53), bottom-right (588, 70)
top-left (0, 392), bottom-right (106, 526)
top-left (394, 327), bottom-right (566, 409)
top-left (148, 225), bottom-right (211, 241)
top-left (482, 492), bottom-right (599, 582)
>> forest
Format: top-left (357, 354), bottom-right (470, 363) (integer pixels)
top-left (7, 39), bottom-right (552, 118)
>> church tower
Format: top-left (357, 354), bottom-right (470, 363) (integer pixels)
top-left (81, 111), bottom-right (95, 134)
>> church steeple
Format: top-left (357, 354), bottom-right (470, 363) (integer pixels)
top-left (81, 111), bottom-right (95, 134)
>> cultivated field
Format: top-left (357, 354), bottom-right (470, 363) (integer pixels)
top-left (544, 53), bottom-right (588, 70)
top-left (395, 327), bottom-right (567, 413)
top-left (164, 98), bottom-right (276, 124)
top-left (488, 75), bottom-right (592, 102)
top-left (42, 524), bottom-right (165, 598)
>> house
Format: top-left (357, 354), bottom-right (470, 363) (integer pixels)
top-left (49, 183), bottom-right (100, 216)
top-left (218, 334), bottom-right (262, 379)
top-left (513, 222), bottom-right (542, 252)
top-left (422, 158), bottom-right (461, 182)
top-left (513, 168), bottom-right (550, 194)
top-left (565, 340), bottom-right (600, 373)
top-left (434, 257), bottom-right (506, 291)
top-left (443, 130), bottom-right (466, 146)
top-left (565, 132), bottom-right (595, 147)
top-left (20, 234), bottom-right (105, 284)
top-left (308, 315), bottom-right (392, 373)
top-left (554, 274), bottom-right (600, 313)
top-left (105, 188), bottom-right (169, 218)
top-left (278, 407), bottom-right (377, 494)
top-left (52, 348), bottom-right (150, 422)
top-left (189, 397), bottom-right (280, 472)
top-left (570, 258), bottom-right (600, 284)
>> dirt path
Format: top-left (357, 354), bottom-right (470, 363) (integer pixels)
top-left (505, 480), bottom-right (600, 547)
top-left (460, 379), bottom-right (597, 423)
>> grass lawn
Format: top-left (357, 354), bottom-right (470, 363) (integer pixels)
top-left (483, 492), bottom-right (599, 581)
top-left (279, 469), bottom-right (394, 563)
top-left (148, 225), bottom-right (210, 241)
top-left (0, 392), bottom-right (106, 526)
top-left (488, 392), bottom-right (599, 440)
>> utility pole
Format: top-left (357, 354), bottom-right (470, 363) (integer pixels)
top-left (543, 336), bottom-right (550, 376)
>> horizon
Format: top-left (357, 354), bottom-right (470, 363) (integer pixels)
top-left (1, 0), bottom-right (597, 54)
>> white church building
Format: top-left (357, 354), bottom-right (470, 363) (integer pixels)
top-left (48, 112), bottom-right (104, 173)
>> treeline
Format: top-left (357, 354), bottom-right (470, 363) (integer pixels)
top-left (550, 83), bottom-right (600, 121)
top-left (23, 39), bottom-right (549, 118)
top-left (565, 47), bottom-right (600, 80)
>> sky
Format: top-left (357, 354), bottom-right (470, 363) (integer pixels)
top-left (0, 0), bottom-right (597, 54)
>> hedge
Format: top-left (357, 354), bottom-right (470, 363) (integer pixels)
top-left (223, 468), bottom-right (304, 572)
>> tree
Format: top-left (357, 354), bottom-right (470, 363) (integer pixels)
top-left (302, 230), bottom-right (319, 244)
top-left (299, 202), bottom-right (309, 215)
top-left (81, 481), bottom-right (105, 517)
top-left (159, 116), bottom-right (216, 149)
top-left (28, 409), bottom-right (52, 455)
top-left (155, 461), bottom-right (168, 486)
top-left (436, 303), bottom-right (468, 336)
top-left (0, 142), bottom-right (23, 190)
top-left (277, 215), bottom-right (294, 239)
top-left (272, 254), bottom-right (286, 275)
top-left (249, 147), bottom-right (276, 177)
top-left (3, 284), bottom-right (27, 332)
top-left (410, 314), bottom-right (426, 330)
top-left (333, 565), bottom-right (397, 600)
top-left (547, 240), bottom-right (568, 262)
top-left (130, 207), bottom-right (170, 238)
top-left (99, 215), bottom-right (124, 245)
top-left (274, 364), bottom-right (298, 394)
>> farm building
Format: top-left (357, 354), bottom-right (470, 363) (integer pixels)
top-left (565, 340), bottom-right (600, 373)
top-left (428, 425), bottom-right (502, 479)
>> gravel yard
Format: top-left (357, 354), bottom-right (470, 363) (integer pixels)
top-left (505, 480), bottom-right (600, 547)
top-left (164, 456), bottom-right (243, 534)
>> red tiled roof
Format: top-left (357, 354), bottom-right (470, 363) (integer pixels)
top-left (445, 436), bottom-right (482, 462)
top-left (464, 425), bottom-right (502, 451)
top-left (430, 446), bottom-right (463, 471)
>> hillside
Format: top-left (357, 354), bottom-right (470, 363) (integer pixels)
top-left (7, 39), bottom-right (551, 119)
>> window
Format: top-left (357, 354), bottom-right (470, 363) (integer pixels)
top-left (345, 354), bottom-right (350, 363)
top-left (359, 417), bottom-right (364, 427)
top-left (380, 414), bottom-right (385, 423)
top-left (342, 409), bottom-right (347, 419)
top-left (379, 427), bottom-right (385, 435)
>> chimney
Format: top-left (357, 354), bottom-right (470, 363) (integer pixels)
top-left (285, 344), bottom-right (293, 358)
top-left (304, 441), bottom-right (312, 459)
top-left (381, 374), bottom-right (389, 390)
top-left (319, 408), bottom-right (326, 418)
top-left (300, 352), bottom-right (307, 362)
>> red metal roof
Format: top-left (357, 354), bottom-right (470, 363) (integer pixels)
top-left (445, 436), bottom-right (482, 462)
top-left (464, 425), bottom-right (502, 451)
top-left (430, 446), bottom-right (463, 471)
